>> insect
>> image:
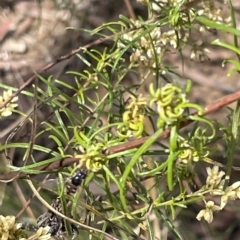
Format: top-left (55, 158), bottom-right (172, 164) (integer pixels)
top-left (20, 168), bottom-right (140, 240)
top-left (38, 168), bottom-right (87, 239)
top-left (21, 168), bottom-right (87, 240)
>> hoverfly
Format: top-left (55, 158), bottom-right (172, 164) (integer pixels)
top-left (39, 168), bottom-right (87, 238)
top-left (21, 168), bottom-right (140, 240)
top-left (20, 168), bottom-right (87, 240)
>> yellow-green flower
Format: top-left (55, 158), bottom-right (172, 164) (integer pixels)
top-left (0, 89), bottom-right (18, 118)
top-left (117, 94), bottom-right (146, 138)
top-left (76, 143), bottom-right (108, 172)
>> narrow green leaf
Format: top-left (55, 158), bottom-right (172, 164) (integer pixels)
top-left (212, 39), bottom-right (240, 55)
top-left (196, 16), bottom-right (240, 36)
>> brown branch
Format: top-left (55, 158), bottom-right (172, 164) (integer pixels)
top-left (108, 89), bottom-right (240, 154)
top-left (1, 89), bottom-right (240, 182)
top-left (0, 157), bottom-right (78, 181)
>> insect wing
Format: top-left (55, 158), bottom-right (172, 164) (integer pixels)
top-left (39, 178), bottom-right (83, 196)
top-left (38, 178), bottom-right (66, 193)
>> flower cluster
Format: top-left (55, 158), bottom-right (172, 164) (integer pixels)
top-left (190, 41), bottom-right (210, 62)
top-left (220, 181), bottom-right (240, 209)
top-left (76, 142), bottom-right (108, 172)
top-left (0, 215), bottom-right (51, 240)
top-left (22, 226), bottom-right (51, 240)
top-left (137, 0), bottom-right (185, 12)
top-left (149, 83), bottom-right (188, 128)
top-left (0, 89), bottom-right (18, 119)
top-left (135, 0), bottom-right (230, 64)
top-left (117, 94), bottom-right (147, 138)
top-left (196, 166), bottom-right (240, 223)
top-left (118, 21), bottom-right (182, 74)
top-left (205, 165), bottom-right (225, 189)
top-left (0, 215), bottom-right (24, 240)
top-left (197, 1), bottom-right (231, 27)
top-left (178, 131), bottom-right (211, 165)
top-left (178, 140), bottom-right (203, 164)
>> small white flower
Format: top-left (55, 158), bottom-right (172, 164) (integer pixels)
top-left (150, 28), bottom-right (161, 40)
top-left (152, 2), bottom-right (161, 12)
top-left (224, 16), bottom-right (232, 24)
top-left (220, 181), bottom-right (240, 209)
top-left (206, 166), bottom-right (225, 188)
top-left (139, 55), bottom-right (147, 62)
top-left (170, 39), bottom-right (177, 49)
top-left (147, 49), bottom-right (153, 58)
top-left (220, 194), bottom-right (228, 209)
top-left (197, 9), bottom-right (204, 15)
top-left (230, 181), bottom-right (240, 190)
top-left (156, 46), bottom-right (161, 54)
top-left (190, 50), bottom-right (196, 60)
top-left (36, 226), bottom-right (51, 240)
top-left (196, 201), bottom-right (221, 223)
